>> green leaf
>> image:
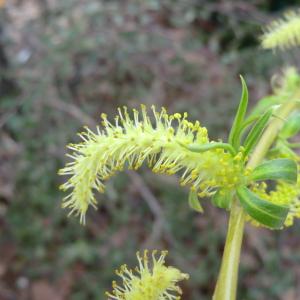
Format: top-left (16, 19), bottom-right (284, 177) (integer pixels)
top-left (237, 186), bottom-right (289, 229)
top-left (228, 76), bottom-right (249, 149)
top-left (243, 109), bottom-right (273, 157)
top-left (185, 142), bottom-right (236, 156)
top-left (239, 115), bottom-right (259, 133)
top-left (231, 116), bottom-right (259, 150)
top-left (280, 112), bottom-right (300, 139)
top-left (188, 189), bottom-right (203, 213)
top-left (211, 189), bottom-right (233, 210)
top-left (250, 158), bottom-right (298, 183)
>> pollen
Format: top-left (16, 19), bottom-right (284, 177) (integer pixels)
top-left (105, 250), bottom-right (189, 300)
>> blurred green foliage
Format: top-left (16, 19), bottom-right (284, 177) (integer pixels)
top-left (1, 0), bottom-right (300, 299)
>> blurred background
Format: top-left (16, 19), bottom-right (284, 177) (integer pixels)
top-left (1, 0), bottom-right (300, 299)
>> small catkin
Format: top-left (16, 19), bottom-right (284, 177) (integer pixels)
top-left (105, 250), bottom-right (189, 300)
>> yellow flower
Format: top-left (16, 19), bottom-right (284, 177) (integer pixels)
top-left (106, 250), bottom-right (189, 300)
top-left (261, 11), bottom-right (300, 49)
top-left (59, 105), bottom-right (246, 223)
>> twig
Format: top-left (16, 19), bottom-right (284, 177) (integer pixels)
top-left (45, 98), bottom-right (96, 128)
top-left (127, 170), bottom-right (165, 247)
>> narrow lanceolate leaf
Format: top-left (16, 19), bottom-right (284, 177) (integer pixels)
top-left (211, 189), bottom-right (232, 210)
top-left (237, 186), bottom-right (289, 229)
top-left (250, 158), bottom-right (298, 183)
top-left (185, 142), bottom-right (236, 156)
top-left (188, 189), bottom-right (203, 213)
top-left (228, 76), bottom-right (249, 149)
top-left (243, 109), bottom-right (273, 157)
top-left (280, 112), bottom-right (300, 139)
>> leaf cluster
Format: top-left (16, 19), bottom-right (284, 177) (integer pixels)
top-left (188, 71), bottom-right (300, 229)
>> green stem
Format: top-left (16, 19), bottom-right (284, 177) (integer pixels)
top-left (286, 142), bottom-right (300, 148)
top-left (212, 200), bottom-right (245, 300)
top-left (213, 101), bottom-right (298, 300)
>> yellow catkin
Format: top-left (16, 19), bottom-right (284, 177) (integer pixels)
top-left (105, 250), bottom-right (189, 300)
top-left (261, 11), bottom-right (300, 49)
top-left (59, 105), bottom-right (246, 223)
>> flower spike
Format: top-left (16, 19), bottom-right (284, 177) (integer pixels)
top-left (105, 250), bottom-right (189, 300)
top-left (59, 105), bottom-right (246, 223)
top-left (261, 10), bottom-right (300, 50)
